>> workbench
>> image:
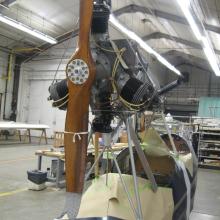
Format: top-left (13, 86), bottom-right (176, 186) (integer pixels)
top-left (0, 121), bottom-right (49, 144)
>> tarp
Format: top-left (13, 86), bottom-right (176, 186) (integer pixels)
top-left (139, 128), bottom-right (194, 176)
top-left (77, 173), bottom-right (174, 220)
top-left (198, 97), bottom-right (220, 118)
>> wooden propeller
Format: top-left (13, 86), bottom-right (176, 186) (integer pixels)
top-left (64, 0), bottom-right (95, 193)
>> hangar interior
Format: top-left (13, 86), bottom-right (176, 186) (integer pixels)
top-left (0, 0), bottom-right (220, 220)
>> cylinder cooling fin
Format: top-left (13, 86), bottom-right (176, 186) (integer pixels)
top-left (119, 77), bottom-right (154, 107)
top-left (48, 79), bottom-right (69, 110)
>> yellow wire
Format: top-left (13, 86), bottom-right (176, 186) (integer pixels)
top-left (55, 98), bottom-right (69, 108)
top-left (93, 40), bottom-right (125, 54)
top-left (52, 93), bottom-right (69, 103)
top-left (92, 41), bottom-right (138, 110)
top-left (111, 50), bottom-right (135, 110)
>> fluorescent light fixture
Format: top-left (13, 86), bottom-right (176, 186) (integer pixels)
top-left (176, 0), bottom-right (202, 40)
top-left (0, 4), bottom-right (9, 9)
top-left (109, 14), bottom-right (182, 76)
top-left (202, 37), bottom-right (220, 76)
top-left (177, 0), bottom-right (220, 76)
top-left (8, 1), bottom-right (17, 7)
top-left (0, 14), bottom-right (57, 44)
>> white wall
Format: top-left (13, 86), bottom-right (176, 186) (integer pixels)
top-left (17, 38), bottom-right (77, 137)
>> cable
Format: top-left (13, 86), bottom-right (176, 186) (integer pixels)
top-left (93, 31), bottom-right (155, 110)
top-left (111, 48), bottom-right (149, 111)
top-left (52, 93), bottom-right (69, 103)
top-left (93, 40), bottom-right (123, 53)
top-left (51, 17), bottom-right (79, 85)
top-left (54, 98), bottom-right (69, 109)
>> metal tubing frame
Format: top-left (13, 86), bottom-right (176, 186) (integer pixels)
top-left (37, 155), bottom-right (42, 170)
top-left (83, 115), bottom-right (157, 219)
top-left (84, 145), bottom-right (107, 181)
top-left (161, 112), bottom-right (178, 155)
top-left (128, 122), bottom-right (158, 192)
top-left (109, 147), bottom-right (139, 219)
top-left (125, 117), bottom-right (143, 220)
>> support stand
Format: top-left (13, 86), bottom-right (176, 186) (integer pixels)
top-left (55, 114), bottom-right (158, 220)
top-left (81, 114), bottom-right (157, 220)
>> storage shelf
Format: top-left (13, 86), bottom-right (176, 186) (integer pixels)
top-left (200, 156), bottom-right (220, 160)
top-left (200, 140), bottom-right (220, 144)
top-left (201, 132), bottom-right (220, 136)
top-left (198, 125), bottom-right (220, 170)
top-left (199, 163), bottom-right (220, 170)
top-left (199, 127), bottom-right (220, 131)
top-left (200, 148), bottom-right (220, 152)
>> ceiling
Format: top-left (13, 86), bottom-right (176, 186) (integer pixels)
top-left (0, 0), bottom-right (220, 70)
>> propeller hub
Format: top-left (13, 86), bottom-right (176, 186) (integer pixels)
top-left (66, 59), bottom-right (89, 85)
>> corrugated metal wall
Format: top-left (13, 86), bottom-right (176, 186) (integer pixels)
top-left (0, 51), bottom-right (14, 120)
top-left (164, 64), bottom-right (220, 113)
top-left (198, 97), bottom-right (220, 118)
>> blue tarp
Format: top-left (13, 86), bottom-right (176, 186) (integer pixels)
top-left (198, 97), bottom-right (220, 118)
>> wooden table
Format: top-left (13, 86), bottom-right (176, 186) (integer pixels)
top-left (0, 121), bottom-right (49, 144)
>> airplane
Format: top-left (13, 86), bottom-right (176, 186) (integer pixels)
top-left (48, 1), bottom-right (198, 219)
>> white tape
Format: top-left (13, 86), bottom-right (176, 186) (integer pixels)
top-left (64, 131), bottom-right (88, 143)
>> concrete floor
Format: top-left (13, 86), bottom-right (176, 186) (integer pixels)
top-left (0, 140), bottom-right (220, 220)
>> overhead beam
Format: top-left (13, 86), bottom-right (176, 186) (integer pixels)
top-left (0, 45), bottom-right (11, 53)
top-left (143, 32), bottom-right (220, 55)
top-left (114, 4), bottom-right (220, 35)
top-left (165, 52), bottom-right (213, 75)
top-left (0, 0), bottom-right (16, 11)
top-left (162, 49), bottom-right (211, 69)
top-left (3, 0), bottom-right (17, 6)
top-left (162, 49), bottom-right (205, 61)
top-left (23, 28), bottom-right (79, 63)
top-left (177, 62), bottom-right (212, 74)
top-left (0, 45), bottom-right (27, 57)
top-left (143, 32), bottom-right (202, 49)
top-left (22, 4), bottom-right (220, 62)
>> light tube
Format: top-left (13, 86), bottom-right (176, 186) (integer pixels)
top-left (202, 37), bottom-right (220, 76)
top-left (0, 14), bottom-right (57, 44)
top-left (109, 14), bottom-right (182, 76)
top-left (177, 0), bottom-right (220, 76)
top-left (0, 4), bottom-right (9, 9)
top-left (176, 0), bottom-right (202, 40)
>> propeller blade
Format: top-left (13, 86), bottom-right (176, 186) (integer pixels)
top-left (64, 0), bottom-right (95, 193)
